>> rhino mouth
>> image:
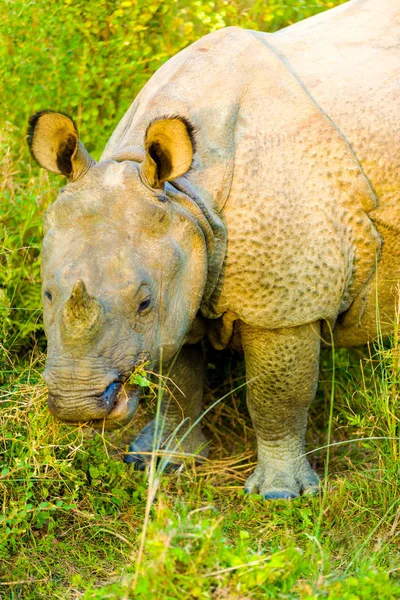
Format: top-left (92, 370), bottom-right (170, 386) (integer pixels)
top-left (48, 381), bottom-right (141, 429)
top-left (96, 381), bottom-right (140, 428)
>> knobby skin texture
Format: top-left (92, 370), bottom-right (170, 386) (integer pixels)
top-left (28, 0), bottom-right (400, 499)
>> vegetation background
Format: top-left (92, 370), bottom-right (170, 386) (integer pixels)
top-left (1, 0), bottom-right (399, 598)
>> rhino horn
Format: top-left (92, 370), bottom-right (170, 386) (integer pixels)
top-left (62, 279), bottom-right (104, 340)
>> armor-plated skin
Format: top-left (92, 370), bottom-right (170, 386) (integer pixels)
top-left (28, 0), bottom-right (400, 499)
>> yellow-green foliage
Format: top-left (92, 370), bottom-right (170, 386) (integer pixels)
top-left (3, 0), bottom-right (342, 145)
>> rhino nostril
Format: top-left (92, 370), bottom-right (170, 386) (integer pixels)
top-left (101, 382), bottom-right (121, 409)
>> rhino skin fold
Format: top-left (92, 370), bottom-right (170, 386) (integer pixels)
top-left (28, 0), bottom-right (399, 499)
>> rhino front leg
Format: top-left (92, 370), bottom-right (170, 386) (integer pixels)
top-left (125, 344), bottom-right (208, 469)
top-left (240, 321), bottom-right (321, 499)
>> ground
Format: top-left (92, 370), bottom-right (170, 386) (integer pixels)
top-left (1, 344), bottom-right (400, 598)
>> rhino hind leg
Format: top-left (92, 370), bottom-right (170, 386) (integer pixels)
top-left (240, 321), bottom-right (321, 500)
top-left (124, 344), bottom-right (209, 470)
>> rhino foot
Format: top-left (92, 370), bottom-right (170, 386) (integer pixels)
top-left (244, 457), bottom-right (320, 500)
top-left (124, 418), bottom-right (209, 471)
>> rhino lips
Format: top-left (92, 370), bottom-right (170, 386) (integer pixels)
top-left (48, 381), bottom-right (140, 427)
top-left (105, 382), bottom-right (140, 424)
top-left (83, 379), bottom-right (141, 429)
top-left (101, 381), bottom-right (121, 409)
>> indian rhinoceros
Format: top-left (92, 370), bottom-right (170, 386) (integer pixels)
top-left (27, 0), bottom-right (399, 499)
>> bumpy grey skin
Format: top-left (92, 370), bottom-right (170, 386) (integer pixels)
top-left (240, 322), bottom-right (321, 498)
top-left (27, 0), bottom-right (400, 499)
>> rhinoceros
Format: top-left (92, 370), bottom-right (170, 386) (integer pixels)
top-left (27, 0), bottom-right (399, 499)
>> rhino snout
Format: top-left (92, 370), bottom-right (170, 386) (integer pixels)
top-left (47, 379), bottom-right (122, 422)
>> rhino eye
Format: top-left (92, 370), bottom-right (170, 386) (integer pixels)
top-left (138, 296), bottom-right (151, 314)
top-left (44, 290), bottom-right (53, 303)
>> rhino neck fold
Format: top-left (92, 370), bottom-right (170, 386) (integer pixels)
top-left (165, 178), bottom-right (227, 317)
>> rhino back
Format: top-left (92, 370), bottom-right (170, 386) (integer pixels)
top-left (273, 0), bottom-right (400, 223)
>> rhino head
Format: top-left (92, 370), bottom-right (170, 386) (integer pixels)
top-left (28, 111), bottom-right (210, 426)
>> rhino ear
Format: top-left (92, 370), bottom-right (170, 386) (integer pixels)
top-left (141, 117), bottom-right (195, 189)
top-left (27, 111), bottom-right (96, 181)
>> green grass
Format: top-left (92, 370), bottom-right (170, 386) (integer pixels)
top-left (1, 0), bottom-right (400, 597)
top-left (1, 341), bottom-right (400, 598)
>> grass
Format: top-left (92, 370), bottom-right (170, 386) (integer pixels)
top-left (1, 337), bottom-right (400, 598)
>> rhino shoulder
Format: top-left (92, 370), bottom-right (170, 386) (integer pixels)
top-left (207, 31), bottom-right (382, 331)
